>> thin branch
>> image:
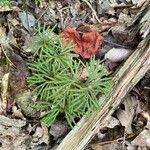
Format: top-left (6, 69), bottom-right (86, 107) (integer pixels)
top-left (82, 0), bottom-right (101, 23)
top-left (90, 133), bottom-right (136, 147)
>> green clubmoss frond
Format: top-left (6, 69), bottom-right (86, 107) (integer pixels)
top-left (28, 25), bottom-right (112, 127)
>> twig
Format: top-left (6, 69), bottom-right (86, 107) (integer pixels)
top-left (122, 128), bottom-right (126, 150)
top-left (110, 4), bottom-right (134, 8)
top-left (36, 6), bottom-right (50, 22)
top-left (57, 6), bottom-right (69, 29)
top-left (103, 40), bottom-right (127, 48)
top-left (22, 0), bottom-right (31, 34)
top-left (90, 134), bottom-right (135, 147)
top-left (25, 10), bottom-right (30, 33)
top-left (144, 86), bottom-right (150, 90)
top-left (1, 45), bottom-right (14, 66)
top-left (82, 0), bottom-right (101, 23)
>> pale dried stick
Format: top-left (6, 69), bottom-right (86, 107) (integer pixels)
top-left (82, 0), bottom-right (101, 23)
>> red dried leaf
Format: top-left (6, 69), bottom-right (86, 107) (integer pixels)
top-left (61, 27), bottom-right (104, 59)
top-left (61, 27), bottom-right (82, 54)
top-left (82, 32), bottom-right (104, 58)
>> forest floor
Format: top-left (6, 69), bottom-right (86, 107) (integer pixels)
top-left (0, 0), bottom-right (150, 150)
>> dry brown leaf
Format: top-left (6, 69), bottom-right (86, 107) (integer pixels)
top-left (61, 27), bottom-right (104, 58)
top-left (109, 24), bottom-right (129, 45)
top-left (77, 23), bottom-right (113, 33)
top-left (139, 8), bottom-right (150, 38)
top-left (0, 73), bottom-right (9, 113)
top-left (0, 25), bottom-right (7, 45)
top-left (18, 11), bottom-right (36, 31)
top-left (30, 123), bottom-right (49, 149)
top-left (78, 67), bottom-right (89, 82)
top-left (118, 13), bottom-right (132, 25)
top-left (39, 1), bottom-right (48, 8)
top-left (125, 141), bottom-right (137, 150)
top-left (91, 143), bottom-right (122, 150)
top-left (97, 0), bottom-right (115, 15)
top-left (7, 14), bottom-right (20, 26)
top-left (0, 115), bottom-right (26, 127)
top-left (131, 122), bottom-right (150, 147)
top-left (116, 96), bottom-right (140, 134)
top-left (131, 0), bottom-right (147, 7)
top-left (0, 6), bottom-right (19, 12)
top-left (15, 90), bottom-right (40, 118)
top-left (140, 112), bottom-right (150, 122)
top-left (90, 143), bottom-right (102, 150)
top-left (0, 124), bottom-right (31, 150)
top-left (132, 130), bottom-right (150, 147)
top-left (100, 116), bottom-right (120, 129)
top-left (12, 106), bottom-right (24, 119)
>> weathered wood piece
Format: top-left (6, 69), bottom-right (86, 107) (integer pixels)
top-left (57, 1), bottom-right (150, 150)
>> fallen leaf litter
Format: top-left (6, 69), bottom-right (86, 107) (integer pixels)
top-left (0, 0), bottom-right (149, 150)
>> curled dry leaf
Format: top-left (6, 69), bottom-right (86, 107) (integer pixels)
top-left (77, 22), bottom-right (113, 33)
top-left (30, 123), bottom-right (49, 149)
top-left (116, 96), bottom-right (140, 134)
top-left (96, 115), bottom-right (120, 140)
top-left (104, 48), bottom-right (132, 63)
top-left (12, 106), bottom-right (24, 119)
top-left (61, 27), bottom-right (104, 58)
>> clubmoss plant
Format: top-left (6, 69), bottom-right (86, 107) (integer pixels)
top-left (28, 25), bottom-right (112, 127)
top-left (0, 0), bottom-right (11, 7)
